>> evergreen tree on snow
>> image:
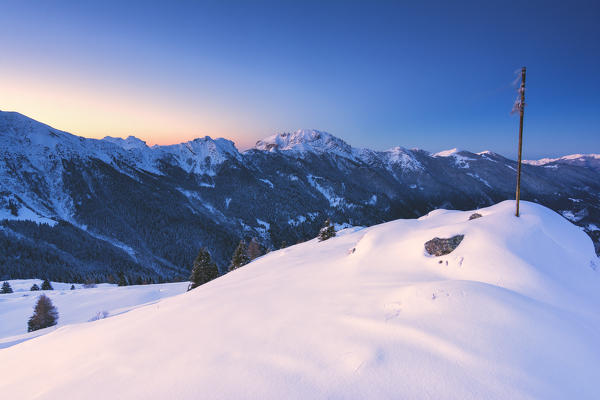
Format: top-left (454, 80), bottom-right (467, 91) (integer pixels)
top-left (1, 281), bottom-right (13, 294)
top-left (318, 219), bottom-right (336, 242)
top-left (188, 248), bottom-right (219, 291)
top-left (117, 272), bottom-right (128, 287)
top-left (30, 283), bottom-right (40, 291)
top-left (41, 278), bottom-right (53, 291)
top-left (27, 294), bottom-right (59, 332)
top-left (247, 237), bottom-right (263, 261)
top-left (229, 240), bottom-right (250, 271)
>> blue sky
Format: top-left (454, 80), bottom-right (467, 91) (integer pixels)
top-left (1, 0), bottom-right (598, 158)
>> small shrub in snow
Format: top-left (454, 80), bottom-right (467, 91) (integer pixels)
top-left (83, 280), bottom-right (97, 288)
top-left (41, 279), bottom-right (53, 291)
top-left (70, 284), bottom-right (76, 290)
top-left (318, 219), bottom-right (336, 242)
top-left (30, 283), bottom-right (40, 291)
top-left (27, 294), bottom-right (59, 332)
top-left (89, 311), bottom-right (109, 321)
top-left (469, 213), bottom-right (482, 220)
top-left (1, 281), bottom-right (13, 294)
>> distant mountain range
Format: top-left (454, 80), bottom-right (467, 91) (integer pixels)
top-left (1, 110), bottom-right (598, 282)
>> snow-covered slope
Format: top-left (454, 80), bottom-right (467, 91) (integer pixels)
top-left (1, 201), bottom-right (599, 399)
top-left (524, 154), bottom-right (600, 171)
top-left (0, 280), bottom-right (188, 349)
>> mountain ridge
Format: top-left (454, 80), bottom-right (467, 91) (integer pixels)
top-left (1, 110), bottom-right (599, 282)
top-left (3, 110), bottom-right (597, 164)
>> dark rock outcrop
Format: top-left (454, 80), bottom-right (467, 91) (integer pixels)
top-left (425, 235), bottom-right (465, 256)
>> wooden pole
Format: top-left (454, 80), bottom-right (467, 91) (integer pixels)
top-left (515, 66), bottom-right (526, 217)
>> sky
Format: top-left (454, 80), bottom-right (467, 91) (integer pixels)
top-left (0, 0), bottom-right (598, 158)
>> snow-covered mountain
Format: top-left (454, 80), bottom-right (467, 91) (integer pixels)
top-left (255, 129), bottom-right (357, 158)
top-left (1, 110), bottom-right (599, 282)
top-left (1, 201), bottom-right (599, 399)
top-left (255, 129), bottom-right (427, 170)
top-left (524, 154), bottom-right (600, 171)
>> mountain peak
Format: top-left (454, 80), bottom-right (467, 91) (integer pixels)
top-left (0, 110), bottom-right (72, 145)
top-left (254, 129), bottom-right (355, 158)
top-left (433, 148), bottom-right (461, 157)
top-left (103, 135), bottom-right (149, 150)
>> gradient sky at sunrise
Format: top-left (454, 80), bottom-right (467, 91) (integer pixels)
top-left (1, 0), bottom-right (598, 158)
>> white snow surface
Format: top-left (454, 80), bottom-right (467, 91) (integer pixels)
top-left (433, 147), bottom-right (462, 157)
top-left (1, 206), bottom-right (600, 398)
top-left (0, 206), bottom-right (57, 226)
top-left (0, 280), bottom-right (188, 349)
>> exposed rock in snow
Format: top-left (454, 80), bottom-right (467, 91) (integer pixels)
top-left (469, 213), bottom-right (482, 220)
top-left (424, 234), bottom-right (465, 256)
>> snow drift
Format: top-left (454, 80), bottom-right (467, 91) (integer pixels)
top-left (1, 201), bottom-right (599, 399)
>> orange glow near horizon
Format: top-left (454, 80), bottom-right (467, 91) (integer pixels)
top-left (1, 72), bottom-right (258, 150)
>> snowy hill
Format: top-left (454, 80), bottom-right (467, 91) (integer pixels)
top-left (0, 280), bottom-right (188, 349)
top-left (1, 201), bottom-right (599, 399)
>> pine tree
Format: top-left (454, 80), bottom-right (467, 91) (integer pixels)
top-left (41, 278), bottom-right (53, 291)
top-left (27, 294), bottom-right (59, 332)
top-left (246, 237), bottom-right (263, 261)
top-left (188, 248), bottom-right (219, 291)
top-left (229, 240), bottom-right (250, 271)
top-left (117, 272), bottom-right (128, 287)
top-left (1, 281), bottom-right (13, 294)
top-left (318, 219), bottom-right (336, 241)
top-left (30, 283), bottom-right (40, 291)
